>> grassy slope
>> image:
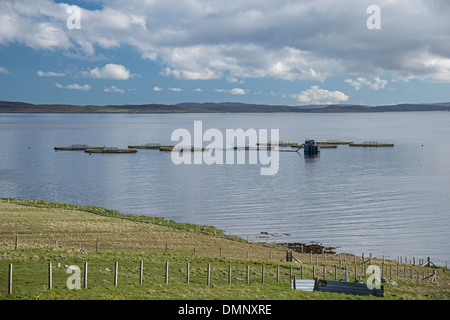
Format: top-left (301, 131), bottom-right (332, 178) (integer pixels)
top-left (0, 199), bottom-right (448, 300)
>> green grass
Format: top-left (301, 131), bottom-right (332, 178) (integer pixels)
top-left (0, 198), bottom-right (448, 300)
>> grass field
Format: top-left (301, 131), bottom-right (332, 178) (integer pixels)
top-left (0, 198), bottom-right (448, 300)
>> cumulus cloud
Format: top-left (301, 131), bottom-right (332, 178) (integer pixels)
top-left (55, 82), bottom-right (91, 91)
top-left (345, 77), bottom-right (388, 91)
top-left (291, 86), bottom-right (349, 105)
top-left (37, 70), bottom-right (65, 77)
top-left (0, 66), bottom-right (11, 74)
top-left (1, 0), bottom-right (450, 83)
top-left (168, 87), bottom-right (183, 92)
top-left (83, 64), bottom-right (131, 80)
top-left (104, 85), bottom-right (125, 93)
top-left (229, 88), bottom-right (247, 95)
top-left (153, 86), bottom-right (163, 91)
top-left (214, 88), bottom-right (248, 95)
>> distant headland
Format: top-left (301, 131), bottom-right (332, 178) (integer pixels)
top-left (1, 100), bottom-right (450, 113)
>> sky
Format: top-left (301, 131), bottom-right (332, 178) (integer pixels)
top-left (0, 0), bottom-right (450, 106)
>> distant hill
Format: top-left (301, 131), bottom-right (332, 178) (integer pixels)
top-left (1, 100), bottom-right (450, 113)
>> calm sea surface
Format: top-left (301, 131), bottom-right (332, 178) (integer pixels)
top-left (1, 112), bottom-right (449, 265)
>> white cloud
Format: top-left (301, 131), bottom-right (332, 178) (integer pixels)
top-left (104, 85), bottom-right (125, 93)
top-left (345, 77), bottom-right (388, 90)
top-left (0, 66), bottom-right (11, 74)
top-left (229, 88), bottom-right (247, 95)
top-left (291, 86), bottom-right (349, 105)
top-left (153, 86), bottom-right (163, 91)
top-left (37, 70), bottom-right (65, 77)
top-left (214, 88), bottom-right (248, 95)
top-left (84, 64), bottom-right (131, 80)
top-left (169, 87), bottom-right (183, 91)
top-left (55, 82), bottom-right (91, 91)
top-left (193, 88), bottom-right (203, 92)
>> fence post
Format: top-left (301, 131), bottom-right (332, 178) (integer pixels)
top-left (246, 266), bottom-right (250, 285)
top-left (293, 275), bottom-right (296, 290)
top-left (114, 261), bottom-right (118, 286)
top-left (8, 264), bottom-right (13, 295)
top-left (165, 262), bottom-right (169, 284)
top-left (207, 263), bottom-right (211, 286)
top-left (228, 265), bottom-right (231, 285)
top-left (139, 261), bottom-right (144, 285)
top-left (15, 234), bottom-right (18, 250)
top-left (96, 238), bottom-right (99, 253)
top-left (277, 265), bottom-right (280, 282)
top-left (262, 265), bottom-right (265, 284)
top-left (84, 262), bottom-right (88, 288)
top-left (48, 262), bottom-right (52, 290)
top-left (187, 262), bottom-right (190, 284)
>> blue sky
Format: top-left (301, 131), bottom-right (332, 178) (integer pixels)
top-left (1, 0), bottom-right (450, 106)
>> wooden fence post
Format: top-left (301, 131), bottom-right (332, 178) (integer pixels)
top-left (277, 265), bottom-right (280, 282)
top-left (8, 264), bottom-right (13, 295)
top-left (246, 266), bottom-right (250, 285)
top-left (48, 262), bottom-right (52, 290)
top-left (186, 262), bottom-right (190, 284)
top-left (114, 262), bottom-right (118, 286)
top-left (84, 262), bottom-right (88, 288)
top-left (228, 265), bottom-right (231, 285)
top-left (262, 265), bottom-right (265, 284)
top-left (207, 263), bottom-right (211, 286)
top-left (139, 261), bottom-right (144, 285)
top-left (165, 262), bottom-right (169, 284)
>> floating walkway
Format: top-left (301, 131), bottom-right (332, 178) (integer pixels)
top-left (54, 144), bottom-right (104, 151)
top-left (315, 144), bottom-right (337, 148)
top-left (128, 143), bottom-right (161, 149)
top-left (349, 141), bottom-right (394, 147)
top-left (158, 145), bottom-right (209, 152)
top-left (316, 140), bottom-right (353, 145)
top-left (85, 147), bottom-right (137, 154)
top-left (257, 141), bottom-right (299, 147)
